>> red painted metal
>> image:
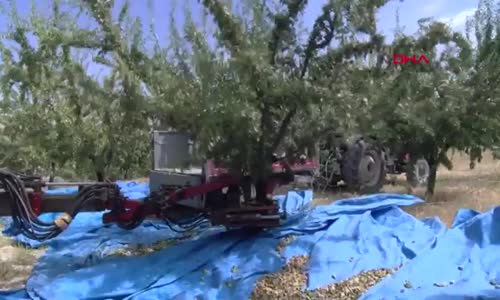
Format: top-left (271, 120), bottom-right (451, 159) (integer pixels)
top-left (2, 154), bottom-right (313, 229)
top-left (90, 157), bottom-right (310, 227)
top-left (204, 160), bottom-right (228, 178)
top-left (207, 158), bottom-right (320, 177)
top-left (30, 192), bottom-right (42, 216)
top-left (103, 210), bottom-right (135, 223)
top-left (102, 196), bottom-right (144, 224)
top-left (100, 169), bottom-right (291, 225)
top-left (272, 159), bottom-right (320, 172)
top-left (101, 176), bottom-right (243, 224)
top-left (165, 175), bottom-right (240, 204)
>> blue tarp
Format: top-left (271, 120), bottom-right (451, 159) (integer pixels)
top-left (1, 182), bottom-right (499, 299)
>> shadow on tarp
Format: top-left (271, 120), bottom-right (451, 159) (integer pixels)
top-left (361, 206), bottom-right (500, 300)
top-left (3, 186), bottom-right (499, 300)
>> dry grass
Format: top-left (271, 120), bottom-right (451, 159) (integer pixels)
top-left (134, 177), bottom-right (149, 183)
top-left (0, 233), bottom-right (11, 247)
top-left (390, 151), bottom-right (500, 226)
top-left (0, 229), bottom-right (45, 290)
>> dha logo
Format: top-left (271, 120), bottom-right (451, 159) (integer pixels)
top-left (393, 54), bottom-right (430, 65)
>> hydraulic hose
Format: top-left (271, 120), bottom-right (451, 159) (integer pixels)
top-left (0, 169), bottom-right (112, 241)
top-left (162, 212), bottom-right (209, 233)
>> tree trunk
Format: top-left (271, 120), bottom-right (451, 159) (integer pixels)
top-left (426, 160), bottom-right (438, 198)
top-left (425, 145), bottom-right (449, 198)
top-left (425, 146), bottom-right (439, 199)
top-left (49, 162), bottom-right (55, 182)
top-left (48, 162), bottom-right (56, 190)
top-left (96, 171), bottom-right (105, 182)
top-left (255, 179), bottom-right (267, 203)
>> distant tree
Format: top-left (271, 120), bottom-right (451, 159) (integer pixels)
top-left (462, 0), bottom-right (500, 166)
top-left (0, 0), bottom-right (151, 180)
top-left (356, 9), bottom-right (500, 196)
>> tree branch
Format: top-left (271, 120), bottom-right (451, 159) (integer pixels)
top-left (268, 0), bottom-right (308, 65)
top-left (301, 4), bottom-right (337, 77)
top-left (271, 106), bottom-right (297, 152)
top-left (199, 0), bottom-right (243, 55)
top-left (270, 3), bottom-right (339, 152)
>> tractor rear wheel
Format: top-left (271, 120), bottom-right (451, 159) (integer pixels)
top-left (341, 139), bottom-right (386, 194)
top-left (406, 157), bottom-right (430, 188)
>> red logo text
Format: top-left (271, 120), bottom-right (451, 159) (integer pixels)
top-left (393, 54), bottom-right (430, 65)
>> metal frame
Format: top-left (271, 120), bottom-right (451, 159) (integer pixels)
top-left (0, 184), bottom-right (111, 216)
top-left (0, 132), bottom-right (321, 231)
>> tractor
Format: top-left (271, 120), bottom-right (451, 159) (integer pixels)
top-left (383, 147), bottom-right (430, 188)
top-left (314, 133), bottom-right (430, 193)
top-left (314, 134), bottom-right (386, 193)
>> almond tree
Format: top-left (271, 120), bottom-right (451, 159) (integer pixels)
top-left (84, 0), bottom-right (391, 201)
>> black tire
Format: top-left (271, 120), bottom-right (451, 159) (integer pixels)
top-left (341, 139), bottom-right (386, 194)
top-left (406, 157), bottom-right (430, 188)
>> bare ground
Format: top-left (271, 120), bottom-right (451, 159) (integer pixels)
top-left (1, 152), bottom-right (500, 297)
top-left (0, 235), bottom-right (45, 290)
top-left (392, 151), bottom-right (500, 226)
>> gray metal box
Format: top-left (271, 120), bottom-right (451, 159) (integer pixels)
top-left (152, 131), bottom-right (194, 170)
top-left (149, 130), bottom-right (205, 208)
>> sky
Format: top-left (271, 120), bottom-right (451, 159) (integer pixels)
top-left (0, 0), bottom-right (479, 78)
top-left (0, 0), bottom-right (477, 36)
